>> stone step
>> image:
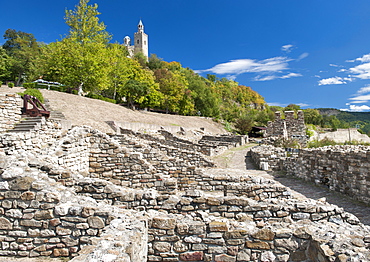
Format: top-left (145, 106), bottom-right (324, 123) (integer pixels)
top-left (7, 116), bottom-right (43, 133)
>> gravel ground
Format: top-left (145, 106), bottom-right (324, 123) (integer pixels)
top-left (1, 86), bottom-right (227, 135)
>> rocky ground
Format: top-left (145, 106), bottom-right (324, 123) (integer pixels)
top-left (0, 86), bottom-right (227, 135)
top-left (2, 85), bottom-right (370, 261)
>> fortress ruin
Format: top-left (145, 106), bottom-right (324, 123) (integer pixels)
top-left (0, 93), bottom-right (370, 261)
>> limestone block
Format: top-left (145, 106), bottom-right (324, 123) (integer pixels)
top-left (153, 241), bottom-right (171, 253)
top-left (253, 228), bottom-right (275, 241)
top-left (209, 221), bottom-right (228, 232)
top-left (34, 209), bottom-right (54, 220)
top-left (214, 254), bottom-right (236, 262)
top-left (0, 217), bottom-right (13, 230)
top-left (245, 241), bottom-right (270, 250)
top-left (179, 251), bottom-right (204, 261)
top-left (152, 217), bottom-right (176, 230)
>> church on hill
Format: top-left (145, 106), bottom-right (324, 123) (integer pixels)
top-left (123, 20), bottom-right (149, 58)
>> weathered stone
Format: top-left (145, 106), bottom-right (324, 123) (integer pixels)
top-left (188, 221), bottom-right (206, 235)
top-left (0, 217), bottom-right (12, 230)
top-left (9, 176), bottom-right (35, 191)
top-left (173, 240), bottom-right (188, 252)
top-left (176, 223), bottom-right (189, 235)
top-left (87, 216), bottom-right (105, 229)
top-left (179, 251), bottom-right (203, 261)
top-left (236, 250), bottom-right (251, 261)
top-left (53, 248), bottom-right (69, 257)
top-left (274, 238), bottom-right (299, 251)
top-left (245, 241), bottom-right (270, 250)
top-left (34, 209), bottom-right (54, 220)
top-left (152, 217), bottom-right (176, 230)
top-left (253, 228), bottom-right (275, 241)
top-left (209, 221), bottom-right (228, 232)
top-left (214, 254), bottom-right (236, 262)
top-left (153, 242), bottom-right (171, 252)
top-left (62, 236), bottom-right (79, 247)
top-left (56, 227), bottom-right (72, 236)
top-left (20, 191), bottom-right (36, 201)
top-left (20, 220), bottom-right (43, 228)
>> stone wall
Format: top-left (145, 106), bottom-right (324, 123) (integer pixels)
top-left (266, 111), bottom-right (306, 144)
top-left (0, 153), bottom-right (148, 260)
top-left (250, 145), bottom-right (370, 205)
top-left (0, 93), bottom-right (22, 132)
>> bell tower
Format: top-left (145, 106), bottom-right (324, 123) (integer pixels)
top-left (134, 20), bottom-right (148, 58)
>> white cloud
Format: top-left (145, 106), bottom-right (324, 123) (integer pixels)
top-left (196, 57), bottom-right (293, 78)
top-left (349, 62), bottom-right (370, 79)
top-left (341, 104), bottom-right (370, 112)
top-left (349, 94), bottom-right (370, 103)
top-left (297, 53), bottom-right (309, 61)
top-left (280, 73), bottom-right (302, 79)
top-left (268, 102), bottom-right (287, 107)
top-left (281, 44), bottom-right (294, 53)
top-left (355, 54), bottom-right (370, 63)
top-left (318, 76), bottom-right (347, 86)
top-left (356, 85), bottom-right (370, 94)
top-left (296, 103), bottom-right (309, 107)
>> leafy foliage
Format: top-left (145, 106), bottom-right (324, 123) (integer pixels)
top-left (2, 29), bottom-right (41, 85)
top-left (1, 0), bottom-right (268, 131)
top-left (18, 88), bottom-right (44, 103)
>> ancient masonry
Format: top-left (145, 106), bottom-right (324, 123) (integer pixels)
top-left (250, 144), bottom-right (370, 205)
top-left (266, 111), bottom-right (307, 144)
top-left (0, 94), bottom-right (370, 261)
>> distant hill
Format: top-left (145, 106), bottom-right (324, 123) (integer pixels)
top-left (318, 108), bottom-right (370, 123)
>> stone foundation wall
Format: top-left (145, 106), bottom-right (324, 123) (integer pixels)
top-left (266, 111), bottom-right (307, 144)
top-left (0, 94), bottom-right (22, 132)
top-left (0, 160), bottom-right (147, 260)
top-left (250, 145), bottom-right (370, 205)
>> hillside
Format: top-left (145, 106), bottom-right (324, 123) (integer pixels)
top-left (1, 86), bottom-right (227, 135)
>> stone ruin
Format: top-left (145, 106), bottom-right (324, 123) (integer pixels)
top-left (0, 94), bottom-right (370, 261)
top-left (266, 111), bottom-right (307, 145)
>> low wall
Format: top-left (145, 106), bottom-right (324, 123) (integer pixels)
top-left (250, 145), bottom-right (370, 205)
top-left (0, 164), bottom-right (147, 260)
top-left (0, 94), bottom-right (22, 132)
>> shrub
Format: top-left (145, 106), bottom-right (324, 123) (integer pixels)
top-left (8, 82), bottom-right (14, 88)
top-left (85, 92), bottom-right (116, 104)
top-left (18, 88), bottom-right (44, 103)
top-left (23, 82), bottom-right (37, 89)
top-left (307, 138), bottom-right (337, 148)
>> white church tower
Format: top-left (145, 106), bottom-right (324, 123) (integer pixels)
top-left (134, 20), bottom-right (148, 58)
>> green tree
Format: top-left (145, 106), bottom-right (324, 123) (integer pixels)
top-left (65, 0), bottom-right (111, 44)
top-left (234, 111), bottom-right (256, 135)
top-left (284, 103), bottom-right (301, 112)
top-left (0, 47), bottom-right (11, 81)
top-left (42, 0), bottom-right (112, 94)
top-left (2, 29), bottom-right (41, 85)
top-left (121, 66), bottom-right (161, 110)
top-left (133, 52), bottom-right (148, 68)
top-left (42, 39), bottom-right (110, 93)
top-left (303, 108), bottom-right (323, 125)
top-left (148, 54), bottom-right (165, 70)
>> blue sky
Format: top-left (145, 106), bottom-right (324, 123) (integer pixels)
top-left (2, 1), bottom-right (370, 111)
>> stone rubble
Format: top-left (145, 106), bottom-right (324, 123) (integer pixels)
top-left (0, 94), bottom-right (370, 261)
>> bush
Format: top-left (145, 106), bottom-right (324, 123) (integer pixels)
top-left (307, 138), bottom-right (337, 148)
top-left (85, 92), bottom-right (116, 104)
top-left (18, 88), bottom-right (44, 103)
top-left (23, 82), bottom-right (37, 89)
top-left (8, 82), bottom-right (14, 88)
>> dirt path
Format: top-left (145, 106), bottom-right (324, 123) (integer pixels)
top-left (212, 144), bottom-right (370, 226)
